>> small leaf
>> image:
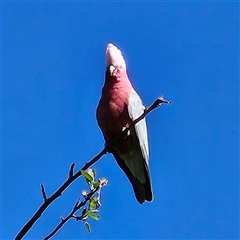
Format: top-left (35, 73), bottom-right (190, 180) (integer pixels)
top-left (89, 198), bottom-right (96, 210)
top-left (85, 222), bottom-right (91, 232)
top-left (88, 211), bottom-right (100, 220)
top-left (87, 169), bottom-right (96, 180)
top-left (81, 170), bottom-right (93, 183)
top-left (92, 181), bottom-right (100, 189)
top-left (86, 169), bottom-right (96, 183)
top-left (90, 209), bottom-right (99, 213)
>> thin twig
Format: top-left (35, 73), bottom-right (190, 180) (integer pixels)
top-left (131, 95), bottom-right (171, 127)
top-left (69, 163), bottom-right (75, 178)
top-left (15, 96), bottom-right (170, 240)
top-left (40, 183), bottom-right (47, 202)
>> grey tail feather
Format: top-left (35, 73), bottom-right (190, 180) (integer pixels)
top-left (112, 152), bottom-right (153, 204)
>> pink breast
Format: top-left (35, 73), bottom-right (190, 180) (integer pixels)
top-left (97, 82), bottom-right (132, 139)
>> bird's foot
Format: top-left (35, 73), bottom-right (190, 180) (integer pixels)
top-left (122, 126), bottom-right (131, 139)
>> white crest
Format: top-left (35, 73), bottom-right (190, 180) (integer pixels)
top-left (106, 43), bottom-right (127, 71)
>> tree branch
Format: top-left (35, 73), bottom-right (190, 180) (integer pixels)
top-left (15, 149), bottom-right (107, 240)
top-left (40, 183), bottom-right (47, 202)
top-left (43, 187), bottom-right (100, 240)
top-left (15, 95), bottom-right (170, 240)
top-left (68, 163), bottom-right (75, 178)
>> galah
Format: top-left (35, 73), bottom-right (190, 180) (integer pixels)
top-left (96, 43), bottom-right (153, 204)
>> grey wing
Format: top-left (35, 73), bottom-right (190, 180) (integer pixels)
top-left (128, 89), bottom-right (149, 164)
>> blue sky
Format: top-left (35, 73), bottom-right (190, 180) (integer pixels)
top-left (2, 1), bottom-right (239, 239)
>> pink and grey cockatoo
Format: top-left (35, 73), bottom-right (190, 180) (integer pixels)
top-left (96, 43), bottom-right (153, 204)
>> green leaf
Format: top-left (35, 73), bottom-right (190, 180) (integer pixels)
top-left (92, 181), bottom-right (100, 189)
top-left (85, 222), bottom-right (91, 232)
top-left (81, 170), bottom-right (93, 183)
top-left (89, 198), bottom-right (96, 210)
top-left (88, 211), bottom-right (100, 220)
top-left (87, 169), bottom-right (96, 181)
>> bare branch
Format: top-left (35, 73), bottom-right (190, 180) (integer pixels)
top-left (68, 163), bottom-right (75, 178)
top-left (131, 95), bottom-right (171, 127)
top-left (15, 96), bottom-right (170, 240)
top-left (40, 183), bottom-right (47, 202)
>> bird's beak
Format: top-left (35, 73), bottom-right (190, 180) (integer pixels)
top-left (109, 65), bottom-right (115, 76)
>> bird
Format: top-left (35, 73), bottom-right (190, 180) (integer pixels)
top-left (96, 43), bottom-right (153, 204)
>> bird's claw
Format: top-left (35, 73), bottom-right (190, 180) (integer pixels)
top-left (122, 126), bottom-right (131, 139)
